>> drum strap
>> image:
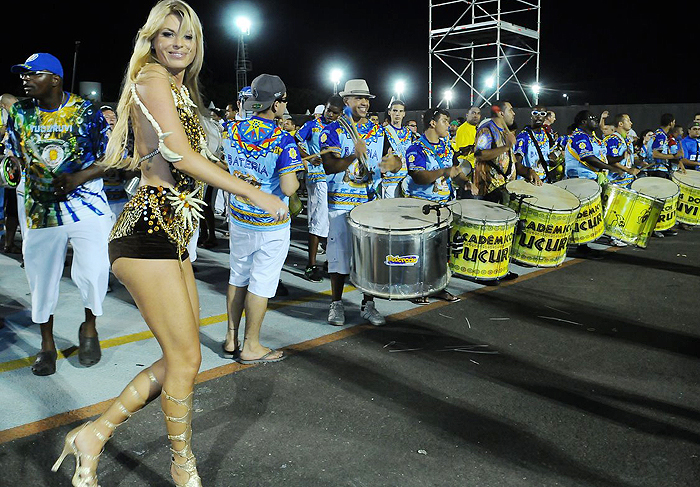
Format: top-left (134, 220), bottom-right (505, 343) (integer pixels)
top-left (524, 127), bottom-right (552, 183)
top-left (483, 124), bottom-right (514, 178)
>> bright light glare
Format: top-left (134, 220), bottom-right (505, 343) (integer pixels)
top-left (485, 76), bottom-right (495, 89)
top-left (563, 93), bottom-right (568, 98)
top-left (330, 69), bottom-right (342, 84)
top-left (532, 83), bottom-right (541, 95)
top-left (235, 16), bottom-right (251, 34)
top-left (394, 80), bottom-right (406, 94)
top-left (444, 90), bottom-right (454, 102)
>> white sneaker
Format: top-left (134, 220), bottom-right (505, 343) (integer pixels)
top-left (328, 301), bottom-right (345, 326)
top-left (360, 301), bottom-right (385, 326)
top-left (610, 237), bottom-right (627, 247)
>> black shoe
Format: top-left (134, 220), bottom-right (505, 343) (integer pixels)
top-left (276, 281), bottom-right (289, 297)
top-left (305, 265), bottom-right (323, 282)
top-left (662, 229), bottom-right (678, 237)
top-left (32, 350), bottom-right (57, 376)
top-left (78, 323), bottom-right (101, 367)
top-left (501, 271), bottom-right (519, 281)
top-left (652, 231), bottom-right (665, 238)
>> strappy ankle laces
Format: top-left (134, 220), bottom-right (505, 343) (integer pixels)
top-left (162, 390), bottom-right (202, 486)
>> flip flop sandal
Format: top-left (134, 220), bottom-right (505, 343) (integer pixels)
top-left (436, 291), bottom-right (461, 303)
top-left (410, 297), bottom-right (431, 305)
top-left (237, 349), bottom-right (286, 365)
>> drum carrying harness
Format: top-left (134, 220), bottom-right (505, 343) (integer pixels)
top-left (524, 126), bottom-right (553, 183)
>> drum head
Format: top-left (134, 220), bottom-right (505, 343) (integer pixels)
top-left (631, 177), bottom-right (679, 199)
top-left (553, 178), bottom-right (600, 201)
top-left (673, 170), bottom-right (700, 189)
top-left (506, 180), bottom-right (580, 211)
top-left (349, 198), bottom-right (449, 231)
top-left (452, 199), bottom-right (518, 223)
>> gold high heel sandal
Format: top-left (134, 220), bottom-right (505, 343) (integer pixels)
top-left (162, 390), bottom-right (202, 487)
top-left (52, 369), bottom-right (161, 486)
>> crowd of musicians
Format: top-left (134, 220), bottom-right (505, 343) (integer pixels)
top-left (0, 1), bottom-right (698, 485)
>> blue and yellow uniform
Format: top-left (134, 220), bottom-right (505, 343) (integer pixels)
top-left (681, 135), bottom-right (700, 170)
top-left (564, 128), bottom-right (605, 180)
top-left (404, 135), bottom-right (454, 203)
top-left (223, 116), bottom-right (304, 231)
top-left (514, 128), bottom-right (550, 180)
top-left (648, 129), bottom-right (670, 173)
top-left (603, 132), bottom-right (635, 187)
top-left (320, 118), bottom-right (385, 211)
top-left (7, 93), bottom-right (110, 228)
top-left (296, 116), bottom-right (328, 183)
top-left (382, 124), bottom-right (412, 196)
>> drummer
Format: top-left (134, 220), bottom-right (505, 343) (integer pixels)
top-left (474, 101), bottom-right (544, 203)
top-left (679, 121), bottom-right (700, 170)
top-left (320, 79), bottom-right (402, 327)
top-left (602, 113), bottom-right (642, 188)
top-left (513, 105), bottom-right (553, 184)
top-left (402, 107), bottom-right (469, 303)
top-left (381, 100), bottom-right (412, 198)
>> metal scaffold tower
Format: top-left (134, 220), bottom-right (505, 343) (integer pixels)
top-left (429, 0), bottom-right (541, 108)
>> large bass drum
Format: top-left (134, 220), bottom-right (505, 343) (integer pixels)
top-left (630, 177), bottom-right (679, 231)
top-left (553, 178), bottom-right (604, 244)
top-left (348, 198), bottom-right (451, 300)
top-left (672, 170), bottom-right (700, 226)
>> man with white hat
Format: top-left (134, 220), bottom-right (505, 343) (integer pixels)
top-left (313, 104), bottom-right (325, 119)
top-left (320, 79), bottom-right (402, 326)
top-left (6, 53), bottom-right (112, 375)
top-left (221, 74), bottom-right (304, 363)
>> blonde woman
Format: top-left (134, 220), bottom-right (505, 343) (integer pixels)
top-left (50, 1), bottom-right (288, 486)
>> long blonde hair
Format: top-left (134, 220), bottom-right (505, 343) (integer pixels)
top-left (102, 0), bottom-right (206, 170)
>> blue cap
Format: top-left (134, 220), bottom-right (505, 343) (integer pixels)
top-left (238, 86), bottom-right (252, 100)
top-left (11, 53), bottom-right (64, 78)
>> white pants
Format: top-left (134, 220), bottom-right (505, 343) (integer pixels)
top-left (24, 215), bottom-right (112, 323)
top-left (306, 180), bottom-right (329, 238)
top-left (228, 224), bottom-right (290, 298)
top-left (327, 210), bottom-right (352, 275)
top-left (382, 182), bottom-right (399, 199)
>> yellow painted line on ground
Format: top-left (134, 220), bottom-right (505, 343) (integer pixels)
top-left (0, 285), bottom-right (356, 374)
top-left (0, 251), bottom-right (618, 445)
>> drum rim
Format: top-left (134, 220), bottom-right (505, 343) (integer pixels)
top-left (348, 202), bottom-right (453, 232)
top-left (672, 170), bottom-right (700, 189)
top-left (506, 181), bottom-right (581, 212)
top-left (553, 179), bottom-right (601, 205)
top-left (604, 183), bottom-right (666, 204)
top-left (630, 177), bottom-right (680, 199)
top-left (450, 199), bottom-right (519, 224)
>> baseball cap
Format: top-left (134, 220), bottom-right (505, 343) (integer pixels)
top-left (244, 74), bottom-right (286, 112)
top-left (690, 121), bottom-right (700, 129)
top-left (11, 53), bottom-right (64, 78)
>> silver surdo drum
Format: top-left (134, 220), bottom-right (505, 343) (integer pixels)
top-left (348, 198), bottom-right (452, 300)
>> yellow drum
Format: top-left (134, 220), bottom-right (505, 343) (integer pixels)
top-left (601, 184), bottom-right (663, 248)
top-left (449, 200), bottom-right (518, 280)
top-left (630, 177), bottom-right (679, 231)
top-left (553, 179), bottom-right (604, 244)
top-left (672, 170), bottom-right (700, 226)
top-left (506, 180), bottom-right (580, 267)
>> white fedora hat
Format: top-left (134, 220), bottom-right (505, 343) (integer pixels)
top-left (339, 79), bottom-right (375, 99)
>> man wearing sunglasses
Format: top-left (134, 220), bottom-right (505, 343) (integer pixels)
top-left (564, 110), bottom-right (626, 181)
top-left (514, 106), bottom-right (553, 185)
top-left (6, 53), bottom-right (112, 375)
top-left (221, 74), bottom-right (304, 364)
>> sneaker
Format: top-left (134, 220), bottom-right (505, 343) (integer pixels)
top-left (652, 231), bottom-right (665, 238)
top-left (317, 243), bottom-right (326, 255)
top-left (662, 229), bottom-right (678, 237)
top-left (610, 238), bottom-right (627, 247)
top-left (305, 265), bottom-right (323, 282)
top-left (360, 301), bottom-right (385, 326)
top-left (680, 223), bottom-right (693, 231)
top-left (328, 301), bottom-right (345, 326)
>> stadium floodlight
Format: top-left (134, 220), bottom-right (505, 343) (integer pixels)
top-left (330, 69), bottom-right (343, 94)
top-left (235, 16), bottom-right (251, 35)
top-left (485, 76), bottom-right (495, 89)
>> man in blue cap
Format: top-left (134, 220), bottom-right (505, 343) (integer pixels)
top-left (6, 53), bottom-right (112, 375)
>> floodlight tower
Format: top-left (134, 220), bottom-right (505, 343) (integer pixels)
top-left (330, 69), bottom-right (343, 95)
top-left (428, 0), bottom-right (542, 108)
top-left (235, 16), bottom-right (252, 93)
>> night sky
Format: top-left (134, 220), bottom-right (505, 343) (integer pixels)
top-left (2, 1), bottom-right (698, 112)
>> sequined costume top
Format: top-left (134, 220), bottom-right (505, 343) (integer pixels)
top-left (109, 74), bottom-right (213, 259)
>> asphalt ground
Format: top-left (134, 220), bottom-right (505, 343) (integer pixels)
top-left (0, 222), bottom-right (698, 486)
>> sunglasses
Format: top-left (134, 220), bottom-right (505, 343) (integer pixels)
top-left (19, 70), bottom-right (54, 78)
top-left (531, 110), bottom-right (547, 117)
top-left (407, 124), bottom-right (417, 127)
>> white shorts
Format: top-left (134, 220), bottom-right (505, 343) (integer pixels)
top-left (306, 180), bottom-right (329, 238)
top-left (228, 224), bottom-right (290, 298)
top-left (23, 215), bottom-right (112, 323)
top-left (327, 210), bottom-right (352, 275)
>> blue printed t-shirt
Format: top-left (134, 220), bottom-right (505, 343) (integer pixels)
top-left (405, 135), bottom-right (454, 203)
top-left (564, 129), bottom-right (603, 180)
top-left (681, 136), bottom-right (700, 170)
top-left (603, 132), bottom-right (634, 186)
top-left (649, 129), bottom-right (670, 172)
top-left (7, 93), bottom-right (110, 229)
top-left (474, 119), bottom-right (516, 195)
top-left (320, 117), bottom-right (385, 211)
top-left (514, 128), bottom-right (550, 180)
top-left (223, 116), bottom-right (304, 231)
top-left (296, 116), bottom-right (328, 184)
top-left (382, 124), bottom-right (412, 186)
